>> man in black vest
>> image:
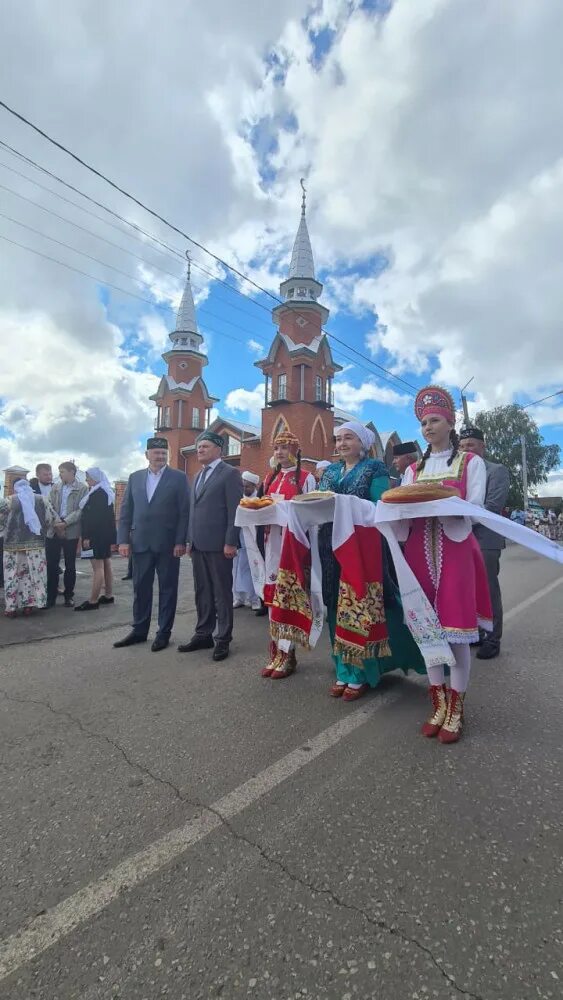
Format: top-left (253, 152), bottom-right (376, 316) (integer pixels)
top-left (114, 437), bottom-right (189, 652)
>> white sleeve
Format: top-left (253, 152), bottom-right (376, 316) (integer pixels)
top-left (302, 473), bottom-right (317, 494)
top-left (401, 465), bottom-right (415, 486)
top-left (466, 455), bottom-right (487, 507)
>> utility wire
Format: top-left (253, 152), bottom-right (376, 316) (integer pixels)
top-left (0, 104), bottom-right (418, 392)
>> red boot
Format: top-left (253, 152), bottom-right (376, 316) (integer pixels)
top-left (437, 689), bottom-right (465, 744)
top-left (421, 684), bottom-right (448, 738)
top-left (271, 648), bottom-right (297, 679)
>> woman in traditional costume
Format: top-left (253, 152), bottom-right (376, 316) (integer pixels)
top-left (261, 429), bottom-right (315, 679)
top-left (399, 386), bottom-right (491, 743)
top-left (0, 477), bottom-right (55, 616)
top-left (319, 422), bottom-right (426, 700)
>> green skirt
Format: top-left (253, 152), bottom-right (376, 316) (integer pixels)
top-left (328, 600), bottom-right (426, 688)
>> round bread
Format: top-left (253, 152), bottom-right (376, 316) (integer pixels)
top-left (381, 483), bottom-right (461, 504)
top-left (292, 490), bottom-right (335, 502)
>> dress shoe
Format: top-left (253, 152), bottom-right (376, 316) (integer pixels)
top-left (476, 642), bottom-right (500, 660)
top-left (75, 601), bottom-right (99, 611)
top-left (151, 634), bottom-right (169, 652)
top-left (98, 595), bottom-right (115, 605)
top-left (113, 631), bottom-right (147, 648)
top-left (64, 597), bottom-right (75, 608)
top-left (254, 605), bottom-right (268, 617)
top-left (212, 642), bottom-right (230, 661)
top-left (122, 575), bottom-right (132, 581)
top-left (177, 635), bottom-right (214, 653)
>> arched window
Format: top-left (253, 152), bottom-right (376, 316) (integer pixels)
top-left (272, 417), bottom-right (288, 440)
top-left (315, 375), bottom-right (323, 401)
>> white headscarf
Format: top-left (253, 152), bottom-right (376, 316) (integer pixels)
top-left (79, 467), bottom-right (115, 508)
top-left (315, 460), bottom-right (331, 470)
top-left (13, 479), bottom-right (42, 535)
top-left (336, 421), bottom-right (376, 455)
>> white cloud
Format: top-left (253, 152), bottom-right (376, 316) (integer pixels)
top-left (224, 383), bottom-right (264, 423)
top-left (332, 379), bottom-right (410, 414)
top-left (247, 338), bottom-right (264, 355)
top-left (537, 469), bottom-right (563, 498)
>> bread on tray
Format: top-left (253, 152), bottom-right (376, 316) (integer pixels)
top-left (291, 490), bottom-right (335, 502)
top-left (381, 483), bottom-right (461, 503)
top-left (239, 496), bottom-right (274, 510)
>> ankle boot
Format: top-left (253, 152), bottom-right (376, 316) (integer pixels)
top-left (421, 684), bottom-right (448, 737)
top-left (437, 689), bottom-right (465, 744)
top-left (261, 640), bottom-right (278, 677)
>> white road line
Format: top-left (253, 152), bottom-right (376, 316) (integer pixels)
top-left (0, 692), bottom-right (400, 981)
top-left (504, 574), bottom-right (563, 621)
top-left (2, 572), bottom-right (562, 980)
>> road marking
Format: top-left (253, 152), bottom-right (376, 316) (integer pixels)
top-left (504, 574), bottom-right (563, 621)
top-left (0, 692), bottom-right (400, 981)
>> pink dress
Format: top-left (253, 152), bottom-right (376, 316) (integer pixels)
top-left (402, 450), bottom-right (492, 644)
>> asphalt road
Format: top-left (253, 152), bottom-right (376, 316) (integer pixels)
top-left (0, 546), bottom-right (562, 1000)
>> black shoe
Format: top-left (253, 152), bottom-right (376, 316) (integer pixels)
top-left (64, 598), bottom-right (75, 608)
top-left (254, 605), bottom-right (268, 617)
top-left (113, 631), bottom-right (147, 648)
top-left (476, 642), bottom-right (500, 660)
top-left (178, 635), bottom-right (215, 653)
top-left (212, 642), bottom-right (230, 661)
top-left (151, 635), bottom-right (169, 652)
top-left (75, 601), bottom-right (99, 611)
top-left (46, 599), bottom-right (56, 609)
top-left (98, 595), bottom-right (115, 605)
top-left (122, 575), bottom-right (132, 581)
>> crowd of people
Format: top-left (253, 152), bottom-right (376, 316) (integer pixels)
top-left (1, 381), bottom-right (541, 745)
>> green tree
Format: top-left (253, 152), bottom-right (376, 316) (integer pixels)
top-left (474, 404), bottom-right (560, 508)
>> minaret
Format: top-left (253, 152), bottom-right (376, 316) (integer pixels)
top-left (149, 253), bottom-right (219, 471)
top-left (255, 181), bottom-right (341, 461)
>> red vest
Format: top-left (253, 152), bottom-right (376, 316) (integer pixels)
top-left (265, 467), bottom-right (309, 499)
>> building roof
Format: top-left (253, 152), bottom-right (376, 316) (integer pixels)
top-left (149, 373), bottom-right (219, 405)
top-left (210, 415), bottom-right (261, 440)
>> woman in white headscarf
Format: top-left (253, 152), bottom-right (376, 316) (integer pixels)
top-left (0, 477), bottom-right (55, 616)
top-left (318, 422), bottom-right (425, 699)
top-left (75, 467), bottom-right (116, 611)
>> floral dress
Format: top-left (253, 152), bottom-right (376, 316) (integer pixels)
top-left (0, 496), bottom-right (53, 612)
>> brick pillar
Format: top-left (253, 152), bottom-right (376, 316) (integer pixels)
top-left (114, 480), bottom-right (128, 524)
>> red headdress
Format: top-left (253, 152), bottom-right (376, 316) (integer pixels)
top-left (414, 385), bottom-right (456, 426)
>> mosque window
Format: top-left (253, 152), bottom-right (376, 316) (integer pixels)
top-left (227, 436), bottom-right (241, 456)
top-left (192, 407), bottom-right (200, 428)
top-left (277, 373), bottom-right (287, 399)
top-left (315, 375), bottom-right (323, 401)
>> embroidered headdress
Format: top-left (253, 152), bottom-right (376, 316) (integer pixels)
top-left (414, 385), bottom-right (456, 426)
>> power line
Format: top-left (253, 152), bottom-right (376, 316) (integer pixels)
top-left (0, 105), bottom-right (419, 393)
top-left (521, 390), bottom-right (563, 409)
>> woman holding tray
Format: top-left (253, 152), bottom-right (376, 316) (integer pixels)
top-left (398, 386), bottom-right (491, 743)
top-left (319, 421), bottom-right (426, 700)
top-left (260, 428), bottom-right (315, 679)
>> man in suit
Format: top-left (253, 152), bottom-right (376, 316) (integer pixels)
top-left (459, 427), bottom-right (510, 660)
top-left (391, 442), bottom-right (419, 485)
top-left (114, 437), bottom-right (189, 652)
top-left (179, 431), bottom-right (243, 661)
top-left (30, 463), bottom-right (53, 497)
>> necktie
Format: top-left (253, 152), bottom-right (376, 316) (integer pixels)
top-left (197, 467), bottom-right (209, 496)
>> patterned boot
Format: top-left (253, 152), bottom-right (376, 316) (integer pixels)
top-left (271, 647), bottom-right (297, 679)
top-left (437, 689), bottom-right (465, 744)
top-left (420, 684), bottom-right (448, 738)
top-left (261, 640), bottom-right (278, 678)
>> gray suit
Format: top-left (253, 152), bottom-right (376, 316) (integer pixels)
top-left (474, 459), bottom-right (510, 649)
top-left (118, 466), bottom-right (189, 639)
top-left (188, 461), bottom-right (242, 644)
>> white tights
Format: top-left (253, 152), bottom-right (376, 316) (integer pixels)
top-left (427, 643), bottom-right (471, 693)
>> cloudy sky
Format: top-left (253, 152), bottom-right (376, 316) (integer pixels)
top-left (1, 0), bottom-right (562, 492)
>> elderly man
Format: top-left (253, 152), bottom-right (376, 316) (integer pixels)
top-left (114, 437), bottom-right (189, 652)
top-left (179, 431), bottom-right (243, 661)
top-left (391, 442), bottom-right (419, 484)
top-left (233, 471), bottom-right (262, 611)
top-left (459, 426), bottom-right (510, 660)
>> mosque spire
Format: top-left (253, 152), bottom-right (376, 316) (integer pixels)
top-left (174, 251), bottom-right (199, 335)
top-left (287, 178), bottom-right (316, 281)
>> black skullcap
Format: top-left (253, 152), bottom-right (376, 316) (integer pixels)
top-left (393, 441), bottom-right (418, 456)
top-left (459, 426), bottom-right (484, 442)
top-left (197, 430), bottom-right (225, 449)
top-left (146, 437), bottom-right (169, 450)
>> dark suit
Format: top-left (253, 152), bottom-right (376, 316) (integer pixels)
top-left (474, 459), bottom-right (510, 649)
top-left (118, 466), bottom-right (189, 640)
top-left (188, 461), bottom-right (242, 644)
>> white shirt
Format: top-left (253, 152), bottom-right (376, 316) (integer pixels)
top-left (146, 465), bottom-right (167, 501)
top-left (60, 482), bottom-right (74, 517)
top-left (38, 482), bottom-right (52, 498)
top-left (196, 458), bottom-right (222, 492)
top-left (398, 449), bottom-right (486, 542)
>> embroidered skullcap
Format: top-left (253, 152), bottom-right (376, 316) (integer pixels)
top-left (242, 470), bottom-right (260, 485)
top-left (337, 421), bottom-right (376, 453)
top-left (146, 436), bottom-right (169, 450)
top-left (459, 426), bottom-right (484, 442)
top-left (414, 385), bottom-right (456, 425)
top-left (392, 441), bottom-right (418, 456)
top-left (197, 430), bottom-right (225, 449)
